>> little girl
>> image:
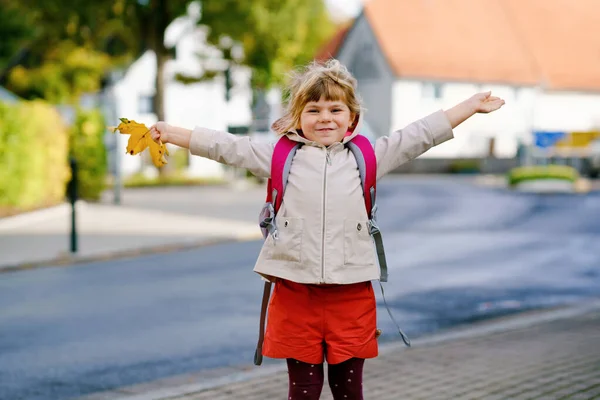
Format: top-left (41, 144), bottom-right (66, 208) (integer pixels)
top-left (150, 59), bottom-right (504, 399)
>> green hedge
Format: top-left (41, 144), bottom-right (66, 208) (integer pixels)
top-left (448, 159), bottom-right (481, 174)
top-left (507, 165), bottom-right (579, 186)
top-left (123, 172), bottom-right (224, 188)
top-left (0, 100), bottom-right (70, 213)
top-left (69, 108), bottom-right (107, 200)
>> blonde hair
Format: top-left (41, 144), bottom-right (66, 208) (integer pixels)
top-left (271, 59), bottom-right (362, 135)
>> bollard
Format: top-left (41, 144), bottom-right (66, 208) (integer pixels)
top-left (67, 157), bottom-right (78, 253)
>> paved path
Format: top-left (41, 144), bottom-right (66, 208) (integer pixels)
top-left (0, 183), bottom-right (265, 271)
top-left (77, 301), bottom-right (600, 400)
top-left (174, 306), bottom-right (600, 400)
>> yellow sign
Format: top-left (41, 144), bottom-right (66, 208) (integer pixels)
top-left (555, 131), bottom-right (600, 148)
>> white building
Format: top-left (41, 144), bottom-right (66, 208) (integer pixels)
top-left (318, 0), bottom-right (600, 160)
top-left (106, 5), bottom-right (260, 179)
top-left (108, 0), bottom-right (600, 178)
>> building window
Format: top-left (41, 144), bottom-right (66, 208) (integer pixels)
top-left (138, 95), bottom-right (155, 114)
top-left (422, 82), bottom-right (443, 99)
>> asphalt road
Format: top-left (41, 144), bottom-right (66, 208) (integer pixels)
top-left (2, 177), bottom-right (600, 400)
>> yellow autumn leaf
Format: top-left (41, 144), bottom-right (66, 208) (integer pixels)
top-left (129, 134), bottom-right (149, 156)
top-left (149, 139), bottom-right (168, 167)
top-left (115, 118), bottom-right (149, 155)
top-left (113, 118), bottom-right (169, 167)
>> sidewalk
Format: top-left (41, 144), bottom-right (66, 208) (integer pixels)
top-left (76, 299), bottom-right (600, 400)
top-left (0, 183), bottom-right (265, 272)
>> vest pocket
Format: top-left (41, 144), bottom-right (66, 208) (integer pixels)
top-left (268, 217), bottom-right (304, 262)
top-left (344, 219), bottom-right (374, 266)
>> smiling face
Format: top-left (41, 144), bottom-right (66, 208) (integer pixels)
top-left (299, 97), bottom-right (355, 147)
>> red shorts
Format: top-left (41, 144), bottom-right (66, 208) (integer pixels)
top-left (262, 279), bottom-right (378, 365)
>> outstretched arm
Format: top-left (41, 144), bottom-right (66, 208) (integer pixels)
top-left (150, 121), bottom-right (192, 149)
top-left (445, 91), bottom-right (505, 129)
top-left (150, 122), bottom-right (274, 178)
top-left (150, 122), bottom-right (192, 148)
top-left (375, 91), bottom-right (505, 178)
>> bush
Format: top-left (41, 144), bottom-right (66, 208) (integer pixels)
top-left (0, 100), bottom-right (69, 214)
top-left (123, 172), bottom-right (224, 188)
top-left (448, 159), bottom-right (481, 174)
top-left (507, 165), bottom-right (579, 186)
top-left (68, 108), bottom-right (108, 200)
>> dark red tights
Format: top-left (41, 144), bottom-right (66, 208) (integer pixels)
top-left (286, 358), bottom-right (365, 400)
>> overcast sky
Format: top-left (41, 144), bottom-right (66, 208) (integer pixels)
top-left (326, 0), bottom-right (363, 20)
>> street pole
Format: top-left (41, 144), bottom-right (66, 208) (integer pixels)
top-left (102, 71), bottom-right (122, 204)
top-left (68, 157), bottom-right (78, 253)
top-left (114, 131), bottom-right (122, 205)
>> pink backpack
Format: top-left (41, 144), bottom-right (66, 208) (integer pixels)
top-left (254, 134), bottom-right (409, 366)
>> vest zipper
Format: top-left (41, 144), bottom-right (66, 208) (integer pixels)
top-left (321, 149), bottom-right (330, 282)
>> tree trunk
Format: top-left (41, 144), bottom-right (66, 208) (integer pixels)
top-left (151, 0), bottom-right (173, 175)
top-left (151, 0), bottom-right (168, 122)
top-left (154, 50), bottom-right (167, 121)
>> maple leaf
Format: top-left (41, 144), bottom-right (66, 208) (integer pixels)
top-left (149, 139), bottom-right (168, 167)
top-left (113, 118), bottom-right (169, 167)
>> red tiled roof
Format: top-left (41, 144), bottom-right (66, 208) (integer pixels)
top-left (363, 0), bottom-right (600, 91)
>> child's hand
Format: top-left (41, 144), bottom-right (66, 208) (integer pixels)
top-left (149, 121), bottom-right (171, 144)
top-left (470, 91), bottom-right (505, 114)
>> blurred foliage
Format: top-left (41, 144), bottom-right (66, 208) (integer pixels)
top-left (69, 108), bottom-right (108, 200)
top-left (1, 0), bottom-right (189, 113)
top-left (122, 171), bottom-right (224, 188)
top-left (2, 0), bottom-right (334, 105)
top-left (507, 165), bottom-right (579, 186)
top-left (188, 0), bottom-right (335, 89)
top-left (0, 100), bottom-right (69, 213)
top-left (7, 43), bottom-right (112, 103)
top-left (448, 159), bottom-right (482, 174)
top-left (0, 1), bottom-right (37, 70)
top-left (0, 0), bottom-right (336, 212)
top-left (170, 146), bottom-right (191, 171)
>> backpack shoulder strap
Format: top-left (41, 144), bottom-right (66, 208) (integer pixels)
top-left (269, 135), bottom-right (302, 214)
top-left (259, 135), bottom-right (302, 239)
top-left (346, 134), bottom-right (377, 218)
top-left (346, 135), bottom-right (389, 282)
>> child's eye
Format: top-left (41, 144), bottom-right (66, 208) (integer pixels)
top-left (308, 109), bottom-right (318, 113)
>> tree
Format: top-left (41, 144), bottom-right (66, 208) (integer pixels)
top-left (3, 0), bottom-right (334, 113)
top-left (187, 0), bottom-right (334, 96)
top-left (0, 1), bottom-right (37, 74)
top-left (1, 0), bottom-right (190, 119)
top-left (122, 0), bottom-right (191, 121)
top-left (0, 0), bottom-right (127, 103)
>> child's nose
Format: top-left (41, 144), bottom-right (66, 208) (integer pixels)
top-left (319, 111), bottom-right (332, 121)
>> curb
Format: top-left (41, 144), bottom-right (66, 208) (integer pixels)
top-left (0, 200), bottom-right (263, 274)
top-left (75, 298), bottom-right (600, 400)
top-left (0, 235), bottom-right (260, 274)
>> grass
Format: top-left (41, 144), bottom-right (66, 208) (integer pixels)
top-left (507, 165), bottom-right (579, 186)
top-left (121, 172), bottom-right (226, 188)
